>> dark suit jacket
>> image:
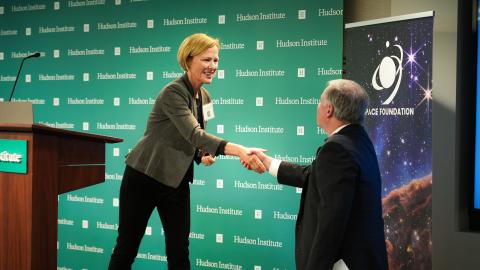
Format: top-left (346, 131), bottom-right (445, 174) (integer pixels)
top-left (126, 74), bottom-right (224, 188)
top-left (278, 124), bottom-right (388, 270)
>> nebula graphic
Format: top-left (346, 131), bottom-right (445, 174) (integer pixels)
top-left (382, 175), bottom-right (432, 270)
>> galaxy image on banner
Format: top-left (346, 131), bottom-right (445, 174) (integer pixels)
top-left (345, 16), bottom-right (433, 270)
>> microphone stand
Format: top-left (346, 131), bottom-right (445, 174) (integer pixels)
top-left (8, 57), bottom-right (27, 102)
top-left (8, 52), bottom-right (40, 102)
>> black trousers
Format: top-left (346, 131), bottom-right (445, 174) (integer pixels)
top-left (108, 165), bottom-right (191, 270)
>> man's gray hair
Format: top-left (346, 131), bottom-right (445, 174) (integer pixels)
top-left (322, 79), bottom-right (369, 124)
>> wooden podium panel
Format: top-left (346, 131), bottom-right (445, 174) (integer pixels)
top-left (0, 123), bottom-right (122, 270)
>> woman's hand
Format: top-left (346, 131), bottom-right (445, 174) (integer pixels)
top-left (201, 154), bottom-right (216, 166)
top-left (238, 147), bottom-right (267, 174)
top-left (224, 143), bottom-right (267, 173)
top-left (241, 148), bottom-right (272, 171)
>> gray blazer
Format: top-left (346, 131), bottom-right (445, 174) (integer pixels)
top-left (125, 75), bottom-right (224, 188)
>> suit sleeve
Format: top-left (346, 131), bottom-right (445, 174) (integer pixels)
top-left (277, 162), bottom-right (311, 188)
top-left (305, 142), bottom-right (358, 270)
top-left (159, 85), bottom-right (223, 156)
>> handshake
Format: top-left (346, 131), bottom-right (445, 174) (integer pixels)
top-left (239, 147), bottom-right (271, 174)
top-left (200, 143), bottom-right (273, 174)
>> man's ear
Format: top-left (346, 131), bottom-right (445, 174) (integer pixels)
top-left (326, 104), bottom-right (334, 117)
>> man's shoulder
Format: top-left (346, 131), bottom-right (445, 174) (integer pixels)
top-left (329, 124), bottom-right (366, 146)
top-left (318, 140), bottom-right (351, 161)
top-left (326, 124), bottom-right (377, 166)
top-left (327, 133), bottom-right (355, 150)
top-left (323, 126), bottom-right (365, 160)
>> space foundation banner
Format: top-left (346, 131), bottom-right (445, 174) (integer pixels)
top-left (344, 12), bottom-right (433, 270)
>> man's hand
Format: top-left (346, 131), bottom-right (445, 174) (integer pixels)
top-left (223, 142), bottom-right (267, 174)
top-left (242, 148), bottom-right (273, 172)
top-left (239, 147), bottom-right (267, 174)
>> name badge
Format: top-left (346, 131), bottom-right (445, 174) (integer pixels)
top-left (203, 102), bottom-right (215, 121)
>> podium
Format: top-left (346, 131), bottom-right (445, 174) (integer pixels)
top-left (0, 123), bottom-right (122, 270)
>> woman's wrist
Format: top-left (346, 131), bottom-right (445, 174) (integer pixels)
top-left (225, 142), bottom-right (246, 157)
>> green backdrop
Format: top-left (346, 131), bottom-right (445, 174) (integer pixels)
top-left (0, 1), bottom-right (342, 269)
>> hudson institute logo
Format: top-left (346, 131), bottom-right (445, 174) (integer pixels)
top-left (0, 151), bottom-right (22, 163)
top-left (371, 41), bottom-right (403, 105)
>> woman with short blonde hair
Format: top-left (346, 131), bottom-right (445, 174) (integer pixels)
top-left (108, 33), bottom-right (265, 270)
top-left (177, 33), bottom-right (220, 71)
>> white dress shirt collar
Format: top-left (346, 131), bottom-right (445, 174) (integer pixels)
top-left (330, 123), bottom-right (351, 136)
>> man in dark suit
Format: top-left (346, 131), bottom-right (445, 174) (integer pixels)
top-left (251, 79), bottom-right (388, 270)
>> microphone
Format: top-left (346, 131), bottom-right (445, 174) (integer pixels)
top-left (8, 52), bottom-right (41, 102)
top-left (25, 52), bottom-right (41, 59)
